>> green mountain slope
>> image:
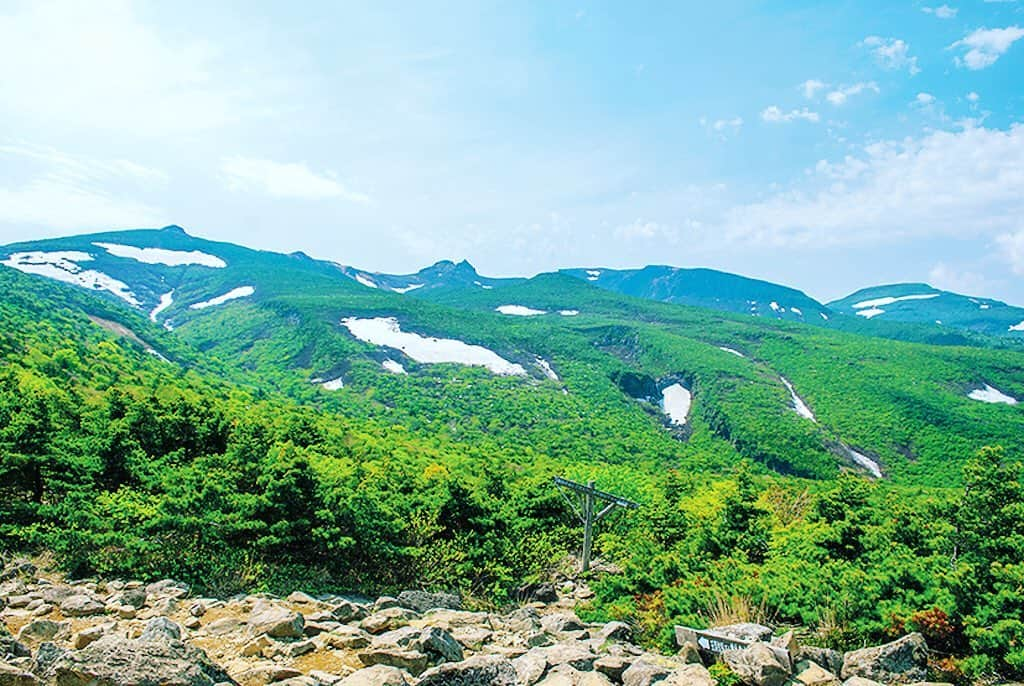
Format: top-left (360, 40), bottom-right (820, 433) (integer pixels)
top-left (830, 282), bottom-right (1024, 339)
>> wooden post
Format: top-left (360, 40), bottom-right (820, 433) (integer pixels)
top-left (553, 476), bottom-right (639, 574)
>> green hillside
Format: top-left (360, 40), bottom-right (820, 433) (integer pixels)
top-left (2, 228), bottom-right (1024, 678)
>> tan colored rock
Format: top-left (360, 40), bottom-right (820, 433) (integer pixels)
top-left (663, 663), bottom-right (717, 686)
top-left (337, 665), bottom-right (411, 686)
top-left (840, 634), bottom-right (928, 685)
top-left (789, 660), bottom-right (840, 686)
top-left (0, 661), bottom-right (41, 686)
top-left (357, 647), bottom-right (429, 676)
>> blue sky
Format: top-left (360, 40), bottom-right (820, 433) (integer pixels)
top-left (1, 0), bottom-right (1023, 304)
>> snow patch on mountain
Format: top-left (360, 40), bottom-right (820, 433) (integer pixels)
top-left (559, 310), bottom-right (579, 316)
top-left (321, 378), bottom-right (345, 391)
top-left (769, 301), bottom-right (782, 312)
top-left (2, 250), bottom-right (141, 306)
top-left (189, 286), bottom-right (255, 310)
top-left (586, 269), bottom-right (600, 281)
top-left (719, 346), bottom-right (745, 357)
top-left (780, 377), bottom-right (816, 421)
top-left (660, 384), bottom-right (692, 425)
top-left (392, 284), bottom-right (423, 294)
top-left (856, 307), bottom-right (886, 319)
top-left (1009, 321), bottom-right (1024, 332)
top-left (968, 384), bottom-right (1018, 405)
top-left (354, 274), bottom-right (378, 289)
top-left (341, 316), bottom-right (527, 376)
top-left (150, 290), bottom-right (174, 322)
top-left (382, 359), bottom-right (407, 375)
top-left (535, 357), bottom-right (559, 381)
top-left (93, 242), bottom-right (226, 268)
top-left (791, 307), bottom-right (803, 315)
top-left (838, 444), bottom-right (882, 479)
top-left (852, 293), bottom-right (939, 309)
top-left (496, 305), bottom-right (547, 316)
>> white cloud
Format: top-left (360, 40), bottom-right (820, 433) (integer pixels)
top-left (967, 91), bottom-right (981, 102)
top-left (825, 82), bottom-right (879, 106)
top-left (951, 26), bottom-right (1024, 70)
top-left (721, 124), bottom-right (1024, 249)
top-left (997, 231), bottom-right (1024, 275)
top-left (928, 262), bottom-right (992, 295)
top-left (861, 36), bottom-right (921, 75)
top-left (0, 143), bottom-right (168, 230)
top-left (922, 5), bottom-right (958, 18)
top-left (801, 79), bottom-right (828, 99)
top-left (761, 106), bottom-right (820, 123)
top-left (916, 92), bottom-right (937, 105)
top-left (0, 0), bottom-right (260, 137)
top-left (221, 157), bottom-right (371, 203)
top-left (700, 116), bottom-right (743, 139)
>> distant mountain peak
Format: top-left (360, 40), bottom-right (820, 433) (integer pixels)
top-left (160, 224), bottom-right (189, 235)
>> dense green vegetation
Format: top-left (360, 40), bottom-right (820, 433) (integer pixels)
top-left (2, 230), bottom-right (1024, 680)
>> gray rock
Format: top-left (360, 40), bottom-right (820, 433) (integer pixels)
top-left (541, 612), bottom-right (585, 634)
top-left (395, 590), bottom-right (461, 614)
top-left (840, 679), bottom-right (884, 686)
top-left (723, 642), bottom-right (792, 686)
top-left (417, 626), bottom-right (464, 663)
top-left (0, 638), bottom-right (30, 662)
top-left (622, 659), bottom-right (672, 686)
top-left (663, 663), bottom-right (716, 686)
top-left (796, 647), bottom-right (843, 676)
top-left (789, 661), bottom-right (840, 686)
top-left (73, 622), bottom-right (116, 649)
top-left (360, 608), bottom-right (415, 635)
top-left (0, 561), bottom-right (36, 582)
top-left (235, 664), bottom-right (302, 684)
top-left (248, 601), bottom-right (305, 638)
top-left (286, 591), bottom-right (320, 605)
top-left (417, 654), bottom-right (518, 686)
top-left (713, 623), bottom-right (775, 643)
top-left (676, 641), bottom-right (703, 665)
top-left (205, 617), bottom-right (243, 636)
top-left (593, 655), bottom-right (629, 682)
top-left (29, 642), bottom-right (66, 680)
top-left (145, 579), bottom-right (190, 599)
top-left (59, 595), bottom-right (105, 617)
top-left (320, 626), bottom-right (372, 650)
top-left (598, 621), bottom-right (632, 643)
top-left (50, 629), bottom-right (233, 686)
top-left (16, 620), bottom-right (68, 644)
top-left (140, 617), bottom-right (182, 641)
top-left (840, 634), bottom-right (928, 685)
top-left (111, 588), bottom-right (148, 609)
top-left (0, 661), bottom-right (40, 686)
top-left (331, 600), bottom-right (369, 624)
top-left (337, 665), bottom-right (411, 686)
top-left (357, 647), bottom-right (430, 676)
top-left (513, 651), bottom-right (548, 686)
top-left (535, 643), bottom-right (597, 671)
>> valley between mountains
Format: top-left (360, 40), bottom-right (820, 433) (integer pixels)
top-left (1, 226), bottom-right (1023, 682)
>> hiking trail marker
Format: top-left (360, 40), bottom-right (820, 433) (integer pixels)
top-left (553, 476), bottom-right (639, 572)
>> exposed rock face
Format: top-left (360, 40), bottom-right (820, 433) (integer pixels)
top-left (840, 634), bottom-right (928, 684)
top-left (248, 601), bottom-right (305, 638)
top-left (395, 592), bottom-right (461, 614)
top-left (713, 623), bottom-right (775, 643)
top-left (417, 654), bottom-right (518, 685)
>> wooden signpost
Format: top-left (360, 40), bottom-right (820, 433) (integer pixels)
top-left (553, 477), bottom-right (639, 572)
top-left (674, 626), bottom-right (792, 669)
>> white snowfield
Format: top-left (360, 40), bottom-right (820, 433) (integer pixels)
top-left (585, 269), bottom-right (600, 281)
top-left (392, 283), bottom-right (424, 294)
top-left (535, 357), bottom-right (559, 381)
top-left (1009, 321), bottom-right (1024, 332)
top-left (321, 378), bottom-right (345, 391)
top-left (852, 293), bottom-right (939, 309)
top-left (791, 307), bottom-right (803, 315)
top-left (820, 312), bottom-right (829, 320)
top-left (968, 384), bottom-right (1018, 405)
top-left (780, 376), bottom-right (816, 421)
top-left (189, 286), bottom-right (255, 310)
top-left (341, 316), bottom-right (527, 376)
top-left (842, 445), bottom-right (882, 479)
top-left (354, 274), bottom-right (378, 289)
top-left (382, 359), bottom-right (407, 375)
top-left (496, 305), bottom-right (546, 316)
top-left (559, 310), bottom-right (579, 316)
top-left (93, 242), bottom-right (226, 268)
top-left (856, 308), bottom-right (885, 319)
top-left (660, 384), bottom-right (692, 425)
top-left (769, 301), bottom-right (782, 312)
top-left (719, 346), bottom-right (745, 357)
top-left (150, 291), bottom-right (174, 322)
top-left (2, 250), bottom-right (141, 306)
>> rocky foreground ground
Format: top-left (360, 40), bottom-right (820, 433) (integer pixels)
top-left (0, 558), bottom-right (939, 686)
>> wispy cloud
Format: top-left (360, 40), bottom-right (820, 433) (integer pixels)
top-left (825, 82), bottom-right (879, 106)
top-left (800, 79), bottom-right (828, 99)
top-left (700, 116), bottom-right (744, 139)
top-left (922, 5), bottom-right (958, 19)
top-left (916, 92), bottom-right (937, 105)
top-left (761, 106), bottom-right (820, 123)
top-left (861, 36), bottom-right (921, 74)
top-left (950, 26), bottom-right (1024, 69)
top-left (0, 142), bottom-right (168, 230)
top-left (221, 157), bottom-right (371, 203)
top-left (721, 124), bottom-right (1024, 251)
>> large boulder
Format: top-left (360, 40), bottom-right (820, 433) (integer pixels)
top-left (622, 659), bottom-right (672, 686)
top-left (840, 634), bottom-right (928, 685)
top-left (58, 594), bottom-right (105, 617)
top-left (16, 620), bottom-right (69, 645)
top-left (788, 660), bottom-right (840, 686)
top-left (357, 647), bottom-right (429, 676)
top-left (361, 608), bottom-right (416, 635)
top-left (541, 613), bottom-right (585, 634)
top-left (723, 642), bottom-right (792, 686)
top-left (248, 601), bottom-right (304, 638)
top-left (49, 618), bottom-right (233, 686)
top-left (513, 651), bottom-right (548, 686)
top-left (395, 591), bottom-right (461, 614)
top-left (713, 624), bottom-right (775, 643)
top-left (416, 626), bottom-right (464, 663)
top-left (796, 647), bottom-right (843, 676)
top-left (417, 654), bottom-right (518, 686)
